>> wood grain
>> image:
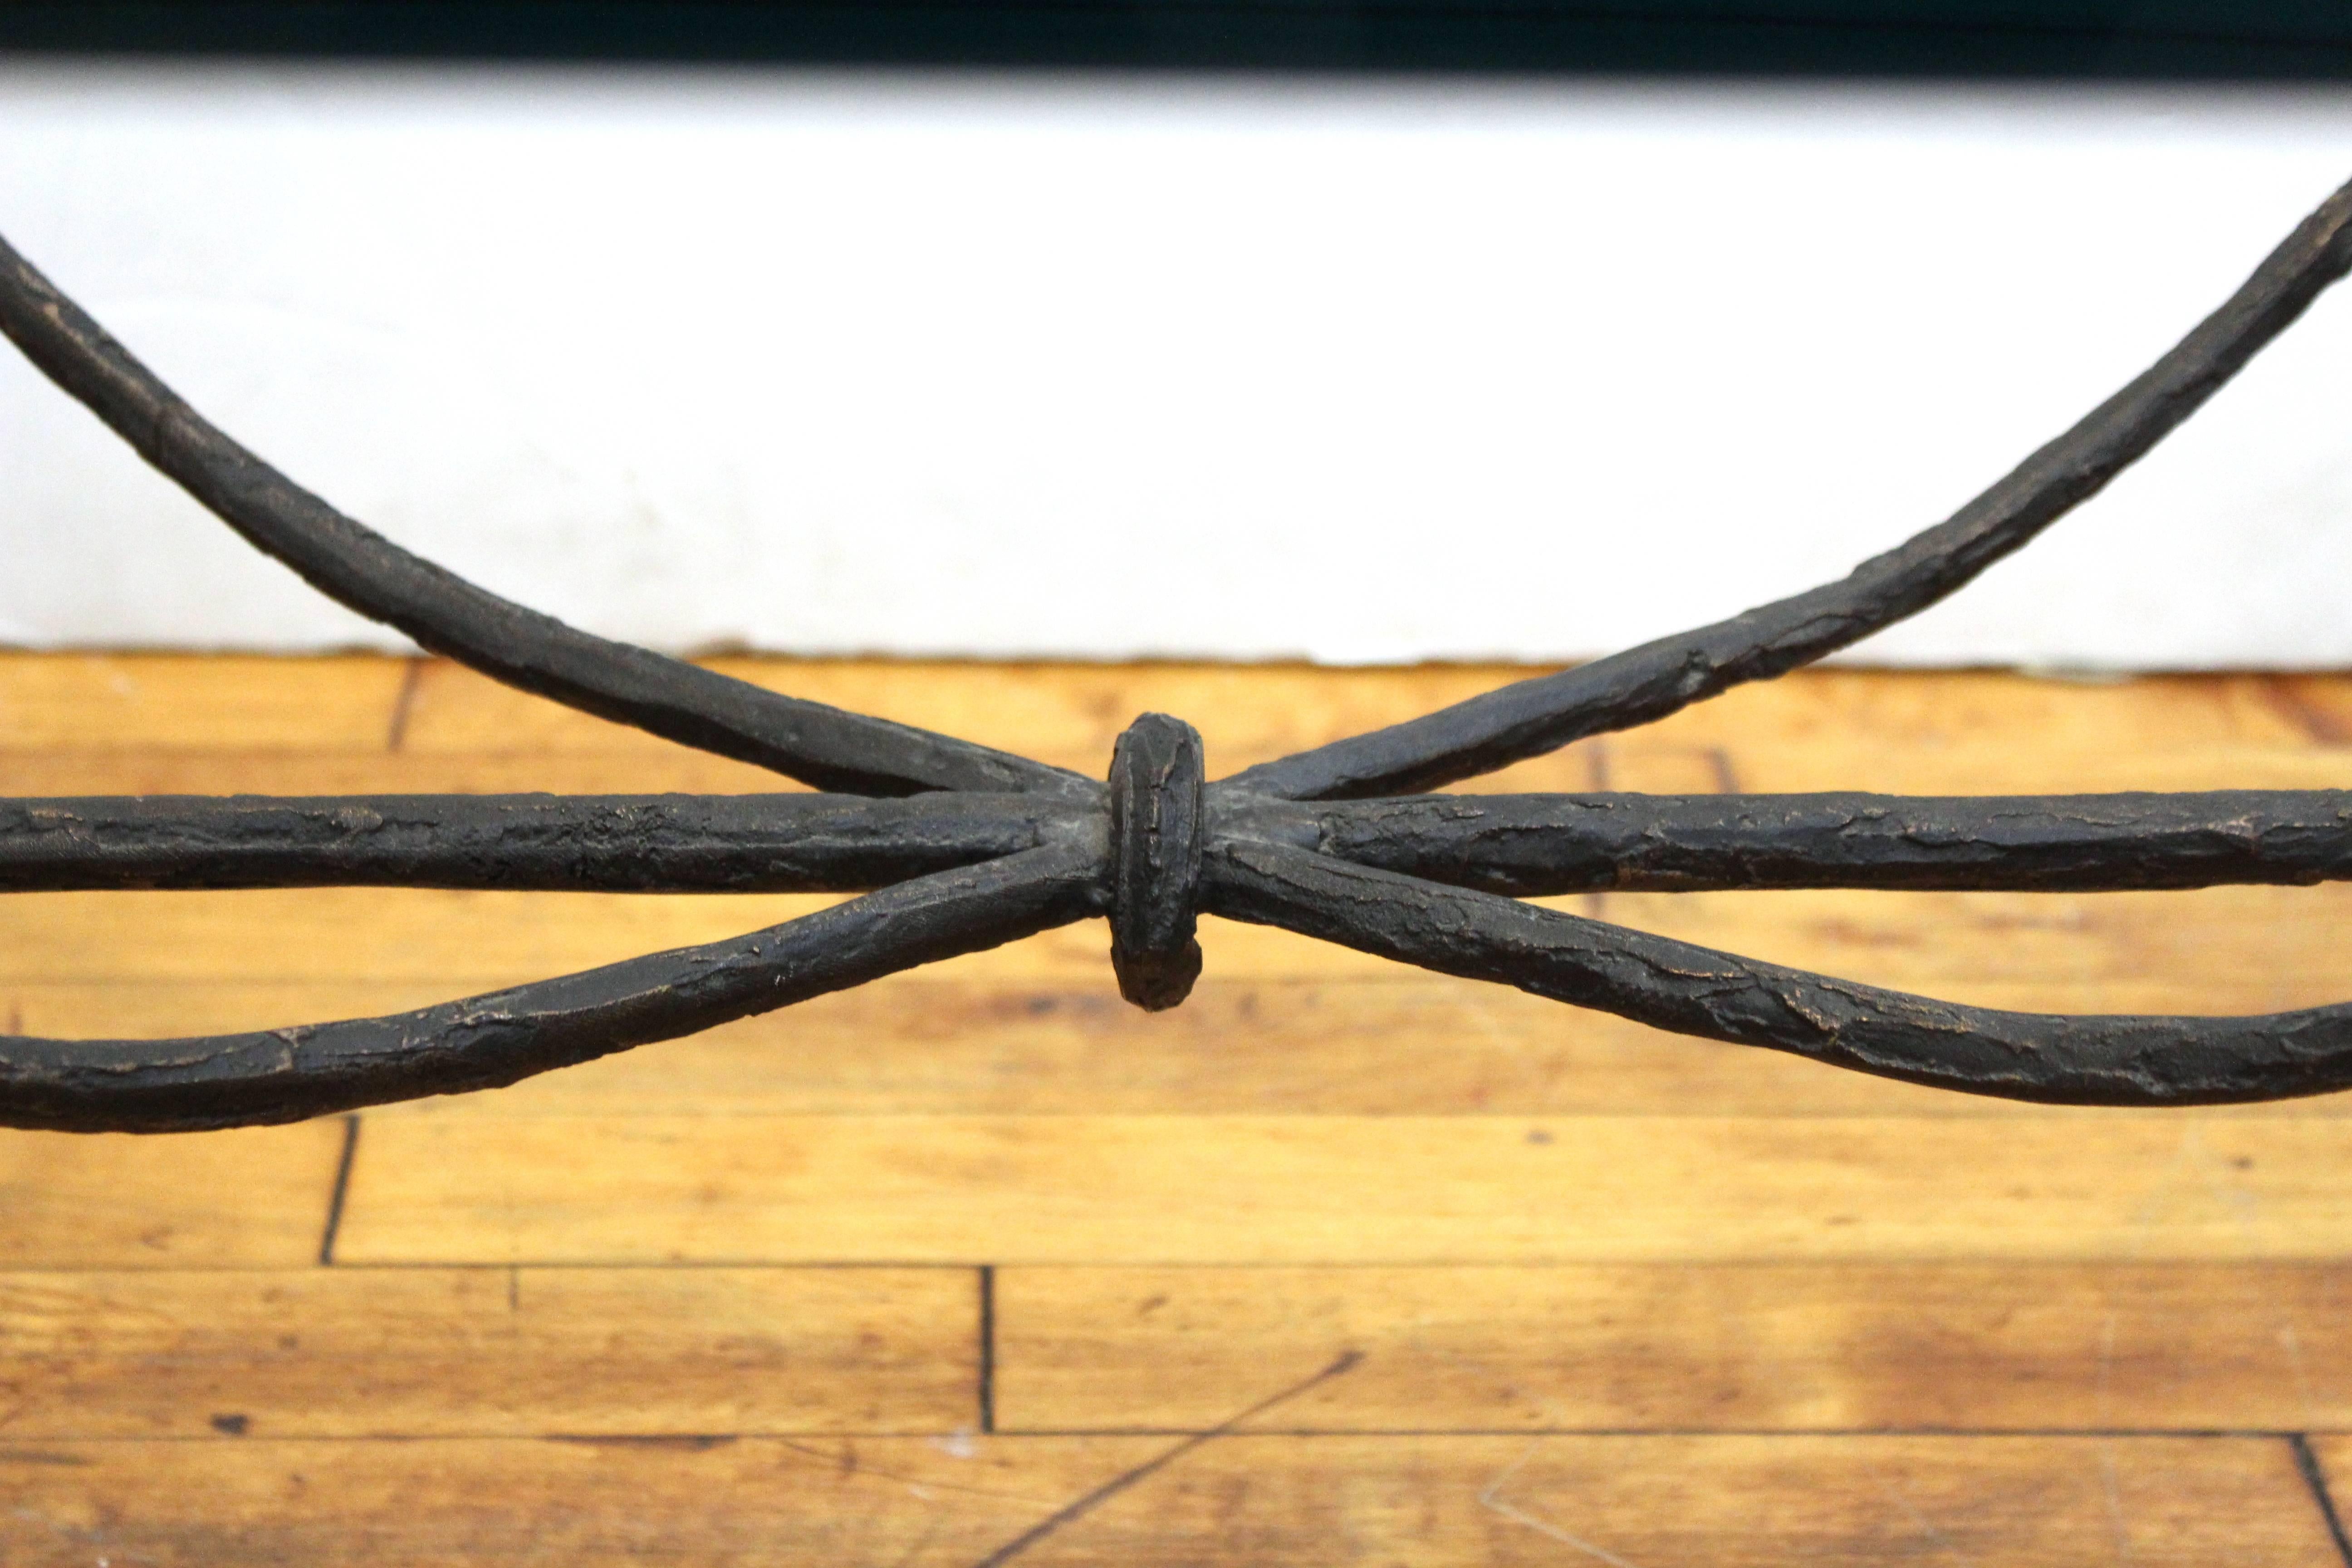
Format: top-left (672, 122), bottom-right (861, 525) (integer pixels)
top-left (996, 1263), bottom-right (2352, 1433)
top-left (7, 882), bottom-right (2351, 1021)
top-left (392, 657), bottom-right (2330, 778)
top-left (0, 1122), bottom-right (347, 1268)
top-left (9, 652), bottom-right (2337, 785)
top-left (0, 1267), bottom-right (976, 1437)
top-left (0, 653), bottom-right (406, 750)
top-left (333, 1114), bottom-right (2352, 1266)
top-left (11, 654), bottom-right (2352, 1556)
top-left (0, 1434), bottom-right (2331, 1565)
top-left (2301, 1437), bottom-right (2352, 1543)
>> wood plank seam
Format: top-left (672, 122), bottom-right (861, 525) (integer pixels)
top-left (988, 1426), bottom-right (2352, 1439)
top-left (5, 1433), bottom-right (2332, 1564)
top-left (317, 1113), bottom-right (359, 1265)
top-left (385, 659), bottom-right (424, 754)
top-left (14, 658), bottom-right (2352, 1555)
top-left (979, 1263), bottom-right (998, 1436)
top-left (28, 1426), bottom-right (2352, 1442)
top-left (2293, 1435), bottom-right (2352, 1566)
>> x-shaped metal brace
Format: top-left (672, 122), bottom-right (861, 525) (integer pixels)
top-left (1, 175), bottom-right (2349, 1132)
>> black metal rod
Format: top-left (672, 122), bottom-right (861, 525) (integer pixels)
top-left (6, 176), bottom-right (2352, 1129)
top-left (1230, 176), bottom-right (2352, 801)
top-left (1206, 840), bottom-right (2352, 1107)
top-left (1304, 789), bottom-right (2352, 894)
top-left (0, 792), bottom-right (1090, 892)
top-left (0, 841), bottom-right (1105, 1133)
top-left (0, 235), bottom-right (1090, 802)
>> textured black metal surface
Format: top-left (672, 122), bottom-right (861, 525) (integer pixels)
top-left (1108, 713), bottom-right (1206, 1010)
top-left (0, 792), bottom-right (1087, 892)
top-left (1204, 840), bottom-right (2352, 1107)
top-left (3, 173), bottom-right (2351, 1130)
top-left (1303, 790), bottom-right (2352, 895)
top-left (0, 844), bottom-right (1103, 1133)
top-left (0, 235), bottom-right (1090, 804)
top-left (1226, 179), bottom-right (2352, 801)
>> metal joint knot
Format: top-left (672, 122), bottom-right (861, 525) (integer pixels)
top-left (1107, 712), bottom-right (1206, 1011)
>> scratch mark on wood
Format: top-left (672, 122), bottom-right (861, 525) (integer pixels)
top-left (2095, 1444), bottom-right (2136, 1565)
top-left (1880, 1477), bottom-right (1974, 1565)
top-left (1479, 1437), bottom-right (1643, 1568)
top-left (2088, 1313), bottom-right (2141, 1564)
top-left (969, 1349), bottom-right (1362, 1567)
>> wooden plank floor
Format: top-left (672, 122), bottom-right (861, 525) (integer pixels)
top-left (7, 652), bottom-right (2352, 1564)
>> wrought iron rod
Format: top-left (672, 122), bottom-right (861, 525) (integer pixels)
top-left (1206, 840), bottom-right (2352, 1107)
top-left (0, 235), bottom-right (1091, 802)
top-left (1301, 789), bottom-right (2352, 894)
top-left (0, 792), bottom-right (1088, 892)
top-left (3, 174), bottom-right (2350, 1128)
top-left (1230, 177), bottom-right (2352, 801)
top-left (18, 787), bottom-right (2340, 898)
top-left (0, 842), bottom-right (1102, 1133)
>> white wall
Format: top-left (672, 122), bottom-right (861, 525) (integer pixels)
top-left (2, 65), bottom-right (2350, 667)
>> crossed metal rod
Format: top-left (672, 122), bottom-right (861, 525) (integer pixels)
top-left (2, 176), bottom-right (2350, 1133)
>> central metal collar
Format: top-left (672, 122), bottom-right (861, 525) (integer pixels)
top-left (1107, 711), bottom-right (1205, 1010)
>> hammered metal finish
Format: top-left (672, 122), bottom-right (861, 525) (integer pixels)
top-left (1, 177), bottom-right (2348, 1131)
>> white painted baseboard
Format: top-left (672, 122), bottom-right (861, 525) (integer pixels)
top-left (3, 66), bottom-right (2350, 666)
